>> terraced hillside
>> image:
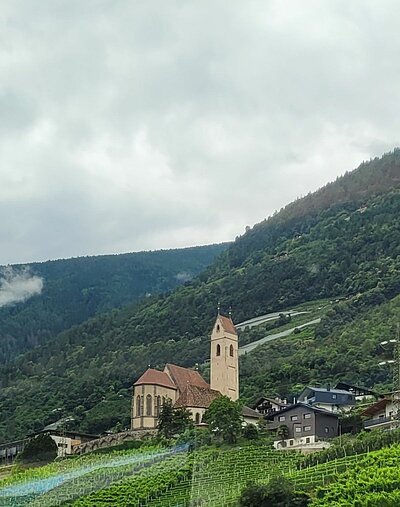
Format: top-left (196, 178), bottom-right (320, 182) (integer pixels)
top-left (3, 438), bottom-right (400, 506)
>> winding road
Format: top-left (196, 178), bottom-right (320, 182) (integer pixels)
top-left (238, 318), bottom-right (321, 356)
top-left (235, 311), bottom-right (309, 331)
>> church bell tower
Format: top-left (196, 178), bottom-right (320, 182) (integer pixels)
top-left (210, 311), bottom-right (239, 401)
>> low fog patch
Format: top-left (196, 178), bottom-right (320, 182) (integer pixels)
top-left (0, 266), bottom-right (44, 307)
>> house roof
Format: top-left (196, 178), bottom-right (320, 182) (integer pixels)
top-left (134, 368), bottom-right (177, 389)
top-left (251, 397), bottom-right (289, 409)
top-left (242, 406), bottom-right (261, 419)
top-left (334, 382), bottom-right (378, 396)
top-left (174, 384), bottom-right (220, 409)
top-left (217, 314), bottom-right (237, 335)
top-left (165, 364), bottom-right (208, 394)
top-left (299, 386), bottom-right (354, 398)
top-left (361, 398), bottom-right (391, 417)
top-left (265, 403), bottom-right (339, 421)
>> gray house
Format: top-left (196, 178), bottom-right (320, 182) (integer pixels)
top-left (298, 386), bottom-right (355, 413)
top-left (265, 403), bottom-right (339, 449)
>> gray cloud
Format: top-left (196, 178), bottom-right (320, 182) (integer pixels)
top-left (0, 0), bottom-right (399, 264)
top-left (0, 267), bottom-right (43, 307)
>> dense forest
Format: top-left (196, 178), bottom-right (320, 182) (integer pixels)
top-left (0, 150), bottom-right (399, 442)
top-left (0, 244), bottom-right (227, 362)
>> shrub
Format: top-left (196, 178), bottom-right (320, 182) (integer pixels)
top-left (18, 433), bottom-right (57, 464)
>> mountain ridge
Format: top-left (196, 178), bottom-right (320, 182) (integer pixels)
top-left (0, 149), bottom-right (399, 441)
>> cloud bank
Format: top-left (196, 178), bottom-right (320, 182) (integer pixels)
top-left (0, 267), bottom-right (43, 308)
top-left (0, 1), bottom-right (399, 264)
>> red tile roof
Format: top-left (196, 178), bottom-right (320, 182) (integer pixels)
top-left (134, 368), bottom-right (177, 390)
top-left (218, 314), bottom-right (237, 335)
top-left (164, 364), bottom-right (209, 394)
top-left (174, 385), bottom-right (221, 409)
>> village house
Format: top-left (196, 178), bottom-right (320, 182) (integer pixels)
top-left (0, 426), bottom-right (98, 462)
top-left (131, 313), bottom-right (260, 430)
top-left (334, 382), bottom-right (377, 402)
top-left (252, 396), bottom-right (290, 416)
top-left (361, 395), bottom-right (398, 431)
top-left (297, 385), bottom-right (355, 413)
top-left (265, 403), bottom-right (339, 450)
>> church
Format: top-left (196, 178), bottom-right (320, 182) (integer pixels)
top-left (131, 313), bottom-right (258, 429)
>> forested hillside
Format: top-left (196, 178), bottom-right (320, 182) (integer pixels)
top-left (0, 244), bottom-right (227, 362)
top-left (0, 150), bottom-right (399, 442)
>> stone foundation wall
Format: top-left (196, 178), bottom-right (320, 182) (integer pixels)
top-left (72, 429), bottom-right (157, 455)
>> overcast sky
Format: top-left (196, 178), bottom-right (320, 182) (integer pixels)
top-left (0, 0), bottom-right (399, 265)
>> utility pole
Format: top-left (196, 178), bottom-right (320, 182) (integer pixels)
top-left (392, 324), bottom-right (400, 426)
top-left (379, 323), bottom-right (400, 428)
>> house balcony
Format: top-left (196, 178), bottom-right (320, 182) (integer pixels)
top-left (363, 416), bottom-right (393, 429)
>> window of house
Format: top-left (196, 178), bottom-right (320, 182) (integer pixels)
top-left (304, 413), bottom-right (311, 419)
top-left (289, 440), bottom-right (294, 446)
top-left (324, 427), bottom-right (329, 433)
top-left (291, 415), bottom-right (298, 421)
top-left (295, 427), bottom-right (301, 433)
top-left (278, 416), bottom-right (286, 422)
top-left (332, 394), bottom-right (337, 399)
top-left (303, 426), bottom-right (311, 432)
top-left (230, 344), bottom-right (234, 357)
top-left (195, 413), bottom-right (200, 424)
top-left (306, 437), bottom-right (310, 444)
top-left (216, 344), bottom-right (221, 356)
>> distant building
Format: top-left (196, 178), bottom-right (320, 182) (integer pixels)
top-left (297, 385), bottom-right (355, 413)
top-left (132, 364), bottom-right (221, 429)
top-left (361, 397), bottom-right (397, 431)
top-left (132, 314), bottom-right (244, 430)
top-left (265, 403), bottom-right (339, 449)
top-left (0, 428), bottom-right (98, 462)
top-left (334, 382), bottom-right (377, 402)
top-left (0, 438), bottom-right (28, 464)
top-left (34, 427), bottom-right (99, 457)
top-left (131, 313), bottom-right (259, 430)
top-left (252, 397), bottom-right (290, 416)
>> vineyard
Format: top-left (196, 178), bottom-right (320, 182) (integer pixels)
top-left (1, 441), bottom-right (400, 505)
top-left (311, 445), bottom-right (400, 507)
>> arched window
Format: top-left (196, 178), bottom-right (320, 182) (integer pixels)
top-left (216, 324), bottom-right (220, 332)
top-left (195, 413), bottom-right (200, 424)
top-left (156, 396), bottom-right (161, 417)
top-left (141, 396), bottom-right (144, 416)
top-left (216, 344), bottom-right (221, 356)
top-left (230, 344), bottom-right (234, 357)
top-left (146, 394), bottom-right (152, 416)
top-left (136, 395), bottom-right (141, 416)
